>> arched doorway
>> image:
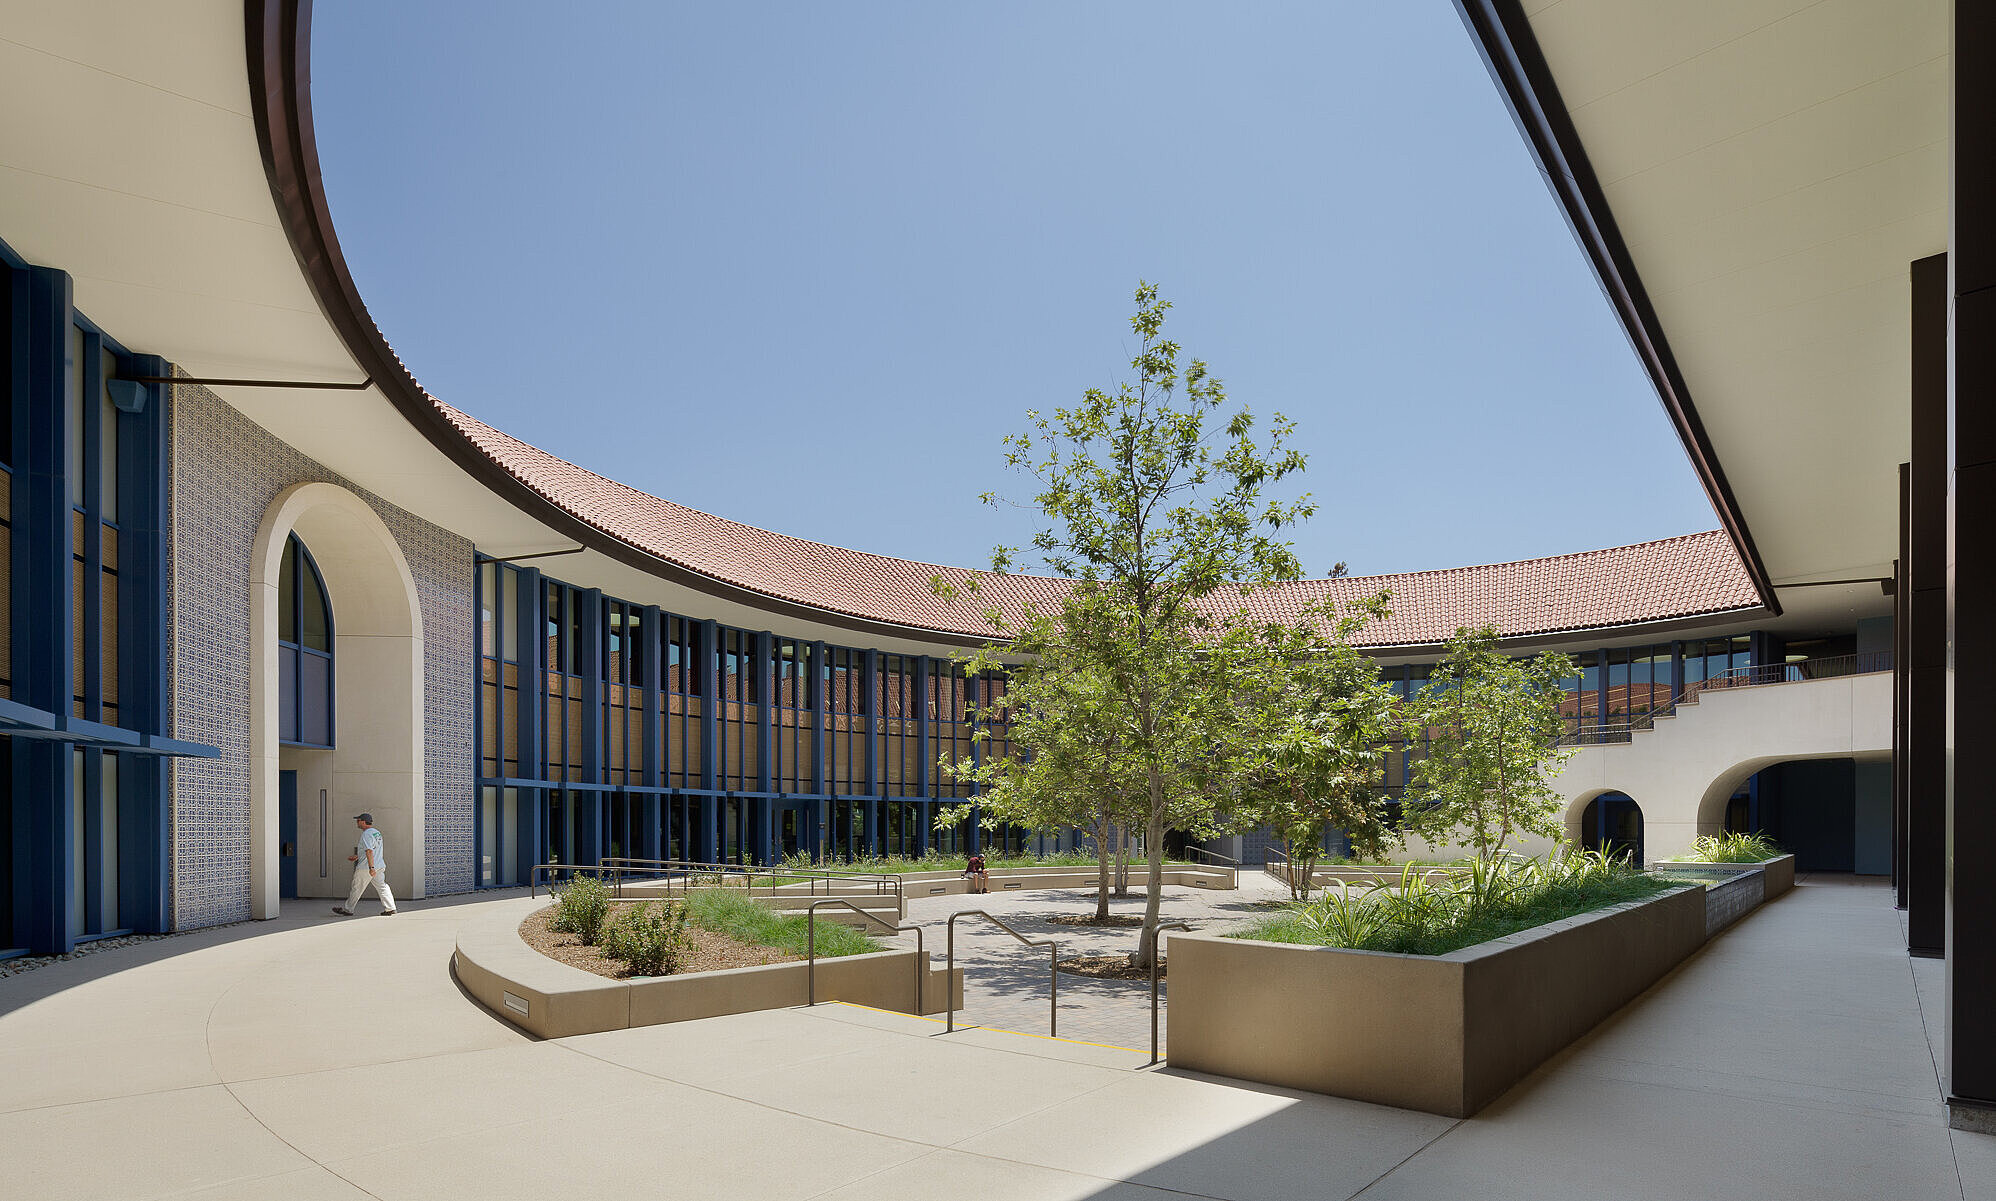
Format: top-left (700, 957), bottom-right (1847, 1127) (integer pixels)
top-left (1579, 792), bottom-right (1645, 866)
top-left (248, 483), bottom-right (424, 918)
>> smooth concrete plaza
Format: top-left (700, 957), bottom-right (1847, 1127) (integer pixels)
top-left (0, 880), bottom-right (1987, 1201)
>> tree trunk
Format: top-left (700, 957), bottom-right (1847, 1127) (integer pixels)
top-left (1113, 825), bottom-right (1131, 897)
top-left (1132, 809), bottom-right (1168, 969)
top-left (1093, 817), bottom-right (1113, 921)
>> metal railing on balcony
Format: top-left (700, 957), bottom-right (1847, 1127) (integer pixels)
top-left (1554, 651), bottom-right (1893, 748)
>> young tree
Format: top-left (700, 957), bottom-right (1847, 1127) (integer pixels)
top-left (1229, 594), bottom-right (1403, 900)
top-left (939, 648), bottom-right (1145, 920)
top-left (938, 283), bottom-right (1312, 968)
top-left (1403, 627), bottom-right (1577, 858)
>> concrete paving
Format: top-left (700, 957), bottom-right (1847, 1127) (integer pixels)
top-left (0, 875), bottom-right (1986, 1200)
top-left (882, 870), bottom-right (1292, 1050)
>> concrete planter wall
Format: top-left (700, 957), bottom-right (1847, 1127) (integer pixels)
top-left (1165, 885), bottom-right (1707, 1117)
top-left (1654, 853), bottom-right (1795, 902)
top-left (453, 900), bottom-right (961, 1040)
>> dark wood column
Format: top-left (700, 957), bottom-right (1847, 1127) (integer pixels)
top-left (1894, 464), bottom-right (1908, 911)
top-left (1946, 0), bottom-right (1996, 1129)
top-left (1907, 254), bottom-right (1947, 957)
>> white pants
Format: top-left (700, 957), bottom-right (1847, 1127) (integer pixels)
top-left (345, 865), bottom-right (396, 913)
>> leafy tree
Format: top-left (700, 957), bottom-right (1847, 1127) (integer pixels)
top-left (939, 650), bottom-right (1145, 920)
top-left (1403, 627), bottom-right (1577, 858)
top-left (1229, 593), bottom-right (1403, 899)
top-left (938, 283), bottom-right (1312, 967)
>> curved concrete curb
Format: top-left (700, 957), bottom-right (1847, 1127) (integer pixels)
top-left (452, 899), bottom-right (961, 1039)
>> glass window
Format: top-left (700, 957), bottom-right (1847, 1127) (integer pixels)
top-left (300, 558), bottom-right (330, 653)
top-left (278, 540), bottom-right (298, 644)
top-left (66, 325), bottom-right (83, 509)
top-left (545, 584), bottom-right (563, 672)
top-left (500, 567), bottom-right (519, 662)
top-left (98, 347), bottom-right (119, 522)
top-left (0, 265), bottom-right (12, 469)
top-left (479, 562), bottom-right (496, 658)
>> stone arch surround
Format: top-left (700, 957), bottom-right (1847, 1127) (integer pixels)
top-left (249, 483), bottom-right (424, 916)
top-left (168, 383), bottom-right (474, 929)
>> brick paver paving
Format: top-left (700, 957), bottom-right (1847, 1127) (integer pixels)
top-left (880, 870), bottom-right (1294, 1051)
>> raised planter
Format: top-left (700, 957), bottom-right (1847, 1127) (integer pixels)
top-left (453, 899), bottom-right (962, 1039)
top-left (1165, 885), bottom-right (1707, 1117)
top-left (1652, 853), bottom-right (1795, 902)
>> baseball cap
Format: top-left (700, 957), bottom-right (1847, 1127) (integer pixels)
top-left (352, 812), bottom-right (374, 823)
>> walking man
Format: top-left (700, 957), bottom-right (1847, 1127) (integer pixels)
top-left (333, 813), bottom-right (397, 916)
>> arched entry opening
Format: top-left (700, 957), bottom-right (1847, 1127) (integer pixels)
top-left (1696, 754), bottom-right (1891, 874)
top-left (1579, 792), bottom-right (1645, 866)
top-left (249, 483), bottom-right (424, 918)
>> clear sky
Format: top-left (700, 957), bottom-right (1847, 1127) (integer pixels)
top-left (311, 2), bottom-right (1716, 580)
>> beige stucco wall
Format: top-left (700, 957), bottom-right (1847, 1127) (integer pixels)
top-left (1380, 673), bottom-right (1891, 865)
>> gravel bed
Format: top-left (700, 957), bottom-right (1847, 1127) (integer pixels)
top-left (0, 920), bottom-right (258, 979)
top-left (519, 907), bottom-right (803, 979)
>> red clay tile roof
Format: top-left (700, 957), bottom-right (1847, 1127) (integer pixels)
top-left (435, 401), bottom-right (1761, 647)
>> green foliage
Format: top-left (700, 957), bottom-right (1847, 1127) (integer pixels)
top-left (1674, 832), bottom-right (1783, 863)
top-left (936, 283), bottom-right (1316, 967)
top-left (549, 875), bottom-right (612, 946)
top-left (600, 899), bottom-right (691, 977)
top-left (1233, 849), bottom-right (1670, 956)
top-left (1404, 628), bottom-right (1578, 858)
top-left (1227, 595), bottom-right (1405, 899)
top-left (684, 889), bottom-right (882, 958)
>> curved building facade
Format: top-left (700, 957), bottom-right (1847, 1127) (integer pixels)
top-left (0, 2), bottom-right (1897, 961)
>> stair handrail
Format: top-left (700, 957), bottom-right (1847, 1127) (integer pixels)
top-left (1149, 921), bottom-right (1193, 1066)
top-left (945, 910), bottom-right (1061, 1038)
top-left (805, 898), bottom-right (924, 1016)
top-left (593, 856), bottom-right (903, 911)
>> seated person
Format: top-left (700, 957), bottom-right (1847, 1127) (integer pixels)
top-left (965, 851), bottom-right (989, 894)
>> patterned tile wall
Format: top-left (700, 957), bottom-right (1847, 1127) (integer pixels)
top-left (167, 383), bottom-right (476, 928)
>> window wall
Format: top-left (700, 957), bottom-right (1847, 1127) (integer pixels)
top-left (466, 558), bottom-right (1811, 882)
top-left (471, 558), bottom-right (1016, 881)
top-left (1, 247), bottom-right (188, 956)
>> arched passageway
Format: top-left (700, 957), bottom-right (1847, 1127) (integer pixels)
top-left (1696, 755), bottom-right (1892, 874)
top-left (248, 483), bottom-right (425, 918)
top-left (1578, 792), bottom-right (1644, 865)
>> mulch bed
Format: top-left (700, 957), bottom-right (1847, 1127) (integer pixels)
top-left (1047, 913), bottom-right (1145, 927)
top-left (519, 907), bottom-right (799, 980)
top-left (1057, 953), bottom-right (1164, 981)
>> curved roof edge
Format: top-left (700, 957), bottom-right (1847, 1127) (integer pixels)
top-left (245, 0), bottom-right (1767, 651)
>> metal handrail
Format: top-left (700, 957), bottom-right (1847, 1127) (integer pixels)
top-left (593, 857), bottom-right (904, 910)
top-left (1262, 844), bottom-right (1293, 888)
top-left (945, 910), bottom-right (1060, 1038)
top-left (805, 899), bottom-right (924, 1017)
top-left (1149, 921), bottom-right (1192, 1066)
top-left (1179, 846), bottom-right (1240, 887)
top-left (529, 861), bottom-right (616, 897)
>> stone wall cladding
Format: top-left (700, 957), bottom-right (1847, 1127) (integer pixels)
top-left (168, 383), bottom-right (475, 929)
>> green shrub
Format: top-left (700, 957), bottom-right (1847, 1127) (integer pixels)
top-left (1232, 849), bottom-right (1672, 956)
top-left (601, 900), bottom-right (692, 977)
top-left (685, 888), bottom-right (882, 958)
top-left (1674, 832), bottom-right (1782, 864)
top-left (550, 874), bottom-right (611, 946)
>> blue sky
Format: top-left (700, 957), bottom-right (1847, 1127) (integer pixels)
top-left (312, 2), bottom-right (1714, 579)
